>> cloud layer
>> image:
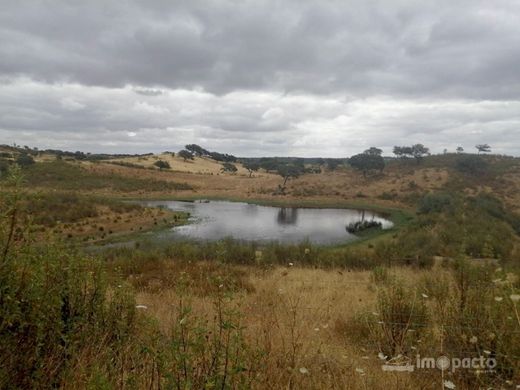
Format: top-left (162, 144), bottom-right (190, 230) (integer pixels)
top-left (1, 1), bottom-right (519, 156)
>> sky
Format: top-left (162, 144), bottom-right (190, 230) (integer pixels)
top-left (1, 0), bottom-right (519, 157)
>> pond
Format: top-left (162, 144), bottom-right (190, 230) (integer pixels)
top-left (138, 200), bottom-right (393, 245)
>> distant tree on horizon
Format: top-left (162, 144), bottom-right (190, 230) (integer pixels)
top-left (476, 144), bottom-right (491, 154)
top-left (393, 144), bottom-right (429, 163)
top-left (243, 161), bottom-right (260, 177)
top-left (178, 150), bottom-right (194, 162)
top-left (456, 146), bottom-right (464, 154)
top-left (326, 158), bottom-right (342, 171)
top-left (349, 152), bottom-right (385, 177)
top-left (364, 147), bottom-right (383, 156)
top-left (185, 144), bottom-right (209, 157)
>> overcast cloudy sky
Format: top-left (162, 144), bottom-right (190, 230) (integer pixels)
top-left (1, 1), bottom-right (519, 157)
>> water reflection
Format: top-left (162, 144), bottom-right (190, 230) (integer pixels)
top-left (139, 200), bottom-right (393, 245)
top-left (277, 208), bottom-right (298, 225)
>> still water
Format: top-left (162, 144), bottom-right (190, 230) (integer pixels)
top-left (139, 200), bottom-right (393, 245)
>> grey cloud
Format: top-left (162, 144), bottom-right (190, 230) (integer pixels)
top-left (1, 79), bottom-right (519, 156)
top-left (1, 1), bottom-right (520, 157)
top-left (1, 1), bottom-right (520, 98)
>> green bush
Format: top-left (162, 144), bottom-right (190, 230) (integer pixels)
top-left (417, 192), bottom-right (456, 214)
top-left (0, 184), bottom-right (140, 387)
top-left (0, 168), bottom-right (262, 388)
top-left (455, 155), bottom-right (489, 176)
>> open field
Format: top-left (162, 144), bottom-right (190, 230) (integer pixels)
top-left (76, 158), bottom-right (449, 210)
top-left (1, 148), bottom-right (520, 389)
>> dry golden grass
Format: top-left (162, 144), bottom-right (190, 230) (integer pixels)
top-left (55, 205), bottom-right (181, 242)
top-left (134, 265), bottom-right (446, 389)
top-left (80, 156), bottom-right (450, 209)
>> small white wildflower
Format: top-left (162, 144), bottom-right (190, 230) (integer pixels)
top-left (299, 367), bottom-right (309, 375)
top-left (288, 262), bottom-right (294, 267)
top-left (304, 248), bottom-right (310, 255)
top-left (135, 305), bottom-right (148, 309)
top-left (378, 352), bottom-right (387, 360)
top-left (355, 368), bottom-right (365, 375)
top-left (510, 294), bottom-right (520, 302)
top-left (469, 336), bottom-right (478, 344)
top-left (421, 293), bottom-right (429, 298)
top-left (443, 379), bottom-right (456, 389)
top-left (494, 296), bottom-right (503, 302)
top-left (483, 350), bottom-right (491, 355)
top-left (218, 284), bottom-right (224, 288)
top-left (117, 284), bottom-right (122, 288)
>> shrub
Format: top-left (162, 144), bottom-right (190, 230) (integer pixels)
top-left (15, 153), bottom-right (35, 167)
top-left (153, 160), bottom-right (171, 170)
top-left (455, 155), bottom-right (489, 176)
top-left (417, 192), bottom-right (456, 214)
top-left (370, 280), bottom-right (428, 358)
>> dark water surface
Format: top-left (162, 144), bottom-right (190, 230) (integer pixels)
top-left (139, 200), bottom-right (393, 245)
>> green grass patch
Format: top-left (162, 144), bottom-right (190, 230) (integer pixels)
top-left (15, 160), bottom-right (193, 192)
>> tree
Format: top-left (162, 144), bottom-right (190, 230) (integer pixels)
top-left (259, 158), bottom-right (280, 172)
top-left (276, 163), bottom-right (304, 188)
top-left (326, 159), bottom-right (342, 171)
top-left (243, 161), bottom-right (260, 177)
top-left (364, 147), bottom-right (383, 156)
top-left (220, 162), bottom-right (238, 174)
top-left (349, 153), bottom-right (385, 177)
top-left (393, 146), bottom-right (413, 159)
top-left (456, 146), bottom-right (464, 154)
top-left (178, 150), bottom-right (194, 162)
top-left (153, 160), bottom-right (171, 171)
top-left (393, 144), bottom-right (429, 163)
top-left (475, 144), bottom-right (491, 154)
top-left (185, 144), bottom-right (209, 157)
top-left (410, 144), bottom-right (430, 163)
top-left (15, 154), bottom-right (35, 167)
top-left (209, 151), bottom-right (237, 162)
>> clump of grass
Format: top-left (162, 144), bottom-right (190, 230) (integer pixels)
top-left (160, 294), bottom-right (263, 388)
top-left (349, 256), bottom-right (520, 388)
